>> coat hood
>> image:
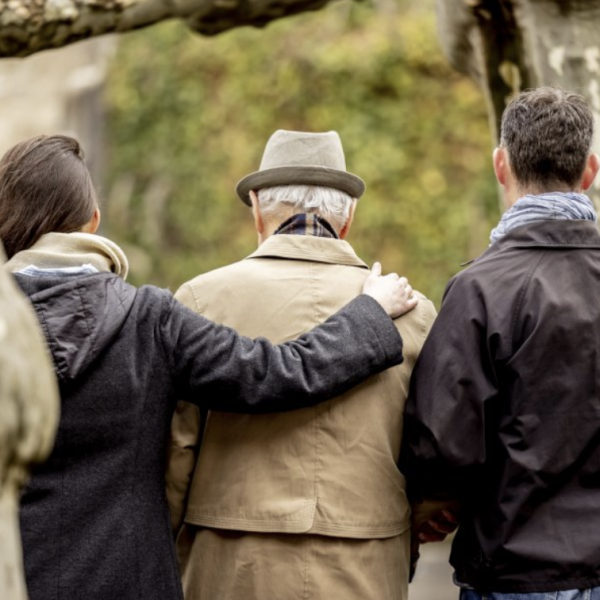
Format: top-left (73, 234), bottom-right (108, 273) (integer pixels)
top-left (15, 273), bottom-right (136, 382)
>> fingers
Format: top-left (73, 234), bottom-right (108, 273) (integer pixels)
top-left (416, 510), bottom-right (459, 543)
top-left (371, 261), bottom-right (382, 277)
top-left (417, 530), bottom-right (447, 543)
top-left (362, 263), bottom-right (418, 318)
top-left (429, 510), bottom-right (459, 533)
top-left (441, 510), bottom-right (459, 524)
top-left (427, 519), bottom-right (455, 535)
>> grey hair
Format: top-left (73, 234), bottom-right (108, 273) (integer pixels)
top-left (500, 87), bottom-right (594, 191)
top-left (256, 185), bottom-right (354, 231)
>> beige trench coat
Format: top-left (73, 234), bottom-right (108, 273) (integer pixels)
top-left (166, 234), bottom-right (436, 594)
top-left (0, 244), bottom-right (59, 600)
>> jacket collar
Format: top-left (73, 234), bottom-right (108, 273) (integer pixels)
top-left (5, 232), bottom-right (129, 279)
top-left (474, 220), bottom-right (600, 265)
top-left (245, 234), bottom-right (368, 268)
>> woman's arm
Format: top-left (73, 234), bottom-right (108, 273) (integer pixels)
top-left (164, 275), bottom-right (411, 413)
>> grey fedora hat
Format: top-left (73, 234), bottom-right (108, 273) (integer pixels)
top-left (236, 130), bottom-right (366, 206)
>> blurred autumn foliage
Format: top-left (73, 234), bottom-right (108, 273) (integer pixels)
top-left (105, 0), bottom-right (498, 305)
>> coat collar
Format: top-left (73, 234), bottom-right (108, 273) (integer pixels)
top-left (472, 220), bottom-right (600, 266)
top-left (245, 234), bottom-right (369, 268)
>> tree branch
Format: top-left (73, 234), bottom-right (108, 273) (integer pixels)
top-left (0, 0), bottom-right (337, 57)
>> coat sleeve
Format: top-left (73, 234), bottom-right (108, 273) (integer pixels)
top-left (400, 273), bottom-right (499, 501)
top-left (162, 293), bottom-right (404, 414)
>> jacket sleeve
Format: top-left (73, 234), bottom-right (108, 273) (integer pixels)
top-left (400, 273), bottom-right (499, 501)
top-left (162, 293), bottom-right (404, 414)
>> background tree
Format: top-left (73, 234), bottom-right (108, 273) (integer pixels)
top-left (0, 243), bottom-right (59, 600)
top-left (438, 0), bottom-right (600, 205)
top-left (0, 0), bottom-right (339, 57)
top-left (105, 0), bottom-right (497, 304)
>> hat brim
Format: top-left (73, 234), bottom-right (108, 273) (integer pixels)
top-left (236, 166), bottom-right (366, 206)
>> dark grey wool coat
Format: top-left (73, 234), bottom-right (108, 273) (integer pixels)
top-left (15, 272), bottom-right (403, 600)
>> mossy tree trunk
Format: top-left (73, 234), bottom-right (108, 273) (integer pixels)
top-left (0, 244), bottom-right (59, 600)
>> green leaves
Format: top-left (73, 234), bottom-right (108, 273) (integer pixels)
top-left (106, 0), bottom-right (498, 305)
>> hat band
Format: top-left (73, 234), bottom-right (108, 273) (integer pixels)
top-left (236, 166), bottom-right (365, 206)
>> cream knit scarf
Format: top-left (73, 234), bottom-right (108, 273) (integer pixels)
top-left (5, 232), bottom-right (129, 279)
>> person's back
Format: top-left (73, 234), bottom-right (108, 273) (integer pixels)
top-left (174, 236), bottom-right (434, 535)
top-left (14, 267), bottom-right (190, 600)
top-left (168, 130), bottom-right (436, 600)
top-left (409, 220), bottom-right (600, 587)
top-left (402, 87), bottom-right (600, 599)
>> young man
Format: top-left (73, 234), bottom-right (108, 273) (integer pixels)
top-left (402, 87), bottom-right (600, 599)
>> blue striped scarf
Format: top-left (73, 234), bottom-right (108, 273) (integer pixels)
top-left (490, 192), bottom-right (597, 244)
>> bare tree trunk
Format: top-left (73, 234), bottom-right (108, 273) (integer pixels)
top-left (0, 0), bottom-right (339, 58)
top-left (0, 244), bottom-right (59, 600)
top-left (438, 0), bottom-right (600, 207)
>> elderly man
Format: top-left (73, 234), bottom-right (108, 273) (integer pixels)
top-left (0, 241), bottom-right (59, 600)
top-left (167, 130), bottom-right (436, 600)
top-left (402, 87), bottom-right (600, 600)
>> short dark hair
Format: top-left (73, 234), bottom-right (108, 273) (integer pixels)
top-left (0, 135), bottom-right (97, 259)
top-left (500, 87), bottom-right (594, 191)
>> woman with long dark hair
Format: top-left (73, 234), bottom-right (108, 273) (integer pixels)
top-left (0, 135), bottom-right (415, 600)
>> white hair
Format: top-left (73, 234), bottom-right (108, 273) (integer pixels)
top-left (257, 185), bottom-right (354, 231)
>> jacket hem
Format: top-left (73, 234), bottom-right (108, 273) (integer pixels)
top-left (185, 500), bottom-right (317, 533)
top-left (183, 514), bottom-right (410, 539)
top-left (462, 575), bottom-right (600, 594)
top-left (307, 521), bottom-right (410, 539)
top-left (184, 514), bottom-right (314, 534)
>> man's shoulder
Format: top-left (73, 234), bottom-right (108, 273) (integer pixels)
top-left (175, 260), bottom-right (250, 310)
top-left (439, 245), bottom-right (541, 321)
top-left (182, 259), bottom-right (249, 289)
top-left (394, 290), bottom-right (437, 342)
top-left (413, 292), bottom-right (437, 323)
top-left (448, 242), bottom-right (538, 291)
top-left (441, 260), bottom-right (500, 308)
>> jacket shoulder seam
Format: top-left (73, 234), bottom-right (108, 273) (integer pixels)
top-left (186, 282), bottom-right (202, 313)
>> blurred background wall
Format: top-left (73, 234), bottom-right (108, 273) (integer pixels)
top-left (0, 38), bottom-right (115, 186)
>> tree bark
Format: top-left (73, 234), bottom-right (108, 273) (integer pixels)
top-left (0, 243), bottom-right (59, 600)
top-left (0, 0), bottom-right (337, 57)
top-left (437, 0), bottom-right (600, 207)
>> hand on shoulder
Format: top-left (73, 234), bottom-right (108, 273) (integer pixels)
top-left (362, 262), bottom-right (418, 319)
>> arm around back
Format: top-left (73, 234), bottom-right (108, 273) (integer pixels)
top-left (164, 293), bottom-right (404, 414)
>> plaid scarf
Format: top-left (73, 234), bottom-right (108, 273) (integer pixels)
top-left (490, 192), bottom-right (597, 244)
top-left (274, 213), bottom-right (339, 239)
